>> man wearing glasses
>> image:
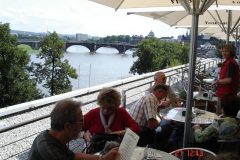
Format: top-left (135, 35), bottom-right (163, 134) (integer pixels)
top-left (28, 99), bottom-right (119, 160)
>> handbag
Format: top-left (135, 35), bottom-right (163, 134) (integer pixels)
top-left (86, 133), bottom-right (122, 154)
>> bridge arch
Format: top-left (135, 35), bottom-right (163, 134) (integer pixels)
top-left (66, 45), bottom-right (90, 52)
top-left (95, 46), bottom-right (120, 53)
top-left (17, 41), bottom-right (137, 54)
top-left (96, 46), bottom-right (119, 54)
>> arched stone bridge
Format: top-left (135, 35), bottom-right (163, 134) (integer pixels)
top-left (17, 40), bottom-right (137, 54)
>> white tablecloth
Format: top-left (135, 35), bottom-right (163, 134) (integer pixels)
top-left (132, 147), bottom-right (179, 160)
top-left (160, 107), bottom-right (218, 124)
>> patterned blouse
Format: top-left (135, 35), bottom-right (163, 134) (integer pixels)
top-left (194, 117), bottom-right (238, 143)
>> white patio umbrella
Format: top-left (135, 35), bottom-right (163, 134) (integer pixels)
top-left (89, 0), bottom-right (240, 148)
top-left (90, 0), bottom-right (240, 10)
top-left (177, 26), bottom-right (236, 41)
top-left (127, 8), bottom-right (240, 43)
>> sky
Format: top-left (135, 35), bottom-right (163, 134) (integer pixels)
top-left (0, 0), bottom-right (187, 38)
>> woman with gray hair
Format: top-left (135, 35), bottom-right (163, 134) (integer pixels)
top-left (83, 88), bottom-right (140, 142)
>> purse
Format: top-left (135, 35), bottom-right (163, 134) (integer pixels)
top-left (86, 133), bottom-right (122, 154)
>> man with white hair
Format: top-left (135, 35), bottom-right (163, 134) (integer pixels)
top-left (148, 71), bottom-right (181, 107)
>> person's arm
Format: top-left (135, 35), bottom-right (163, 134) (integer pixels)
top-left (122, 108), bottom-right (140, 133)
top-left (147, 118), bottom-right (159, 130)
top-left (74, 148), bottom-right (119, 160)
top-left (167, 86), bottom-right (177, 106)
top-left (143, 96), bottom-right (159, 130)
top-left (83, 130), bottom-right (92, 142)
top-left (110, 130), bottom-right (126, 136)
top-left (111, 108), bottom-right (140, 136)
top-left (193, 124), bottom-right (218, 143)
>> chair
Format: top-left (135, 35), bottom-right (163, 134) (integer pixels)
top-left (217, 125), bottom-right (240, 155)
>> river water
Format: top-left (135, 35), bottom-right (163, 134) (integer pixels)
top-left (31, 45), bottom-right (136, 92)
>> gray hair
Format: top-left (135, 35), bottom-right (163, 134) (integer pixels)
top-left (50, 99), bottom-right (82, 131)
top-left (97, 88), bottom-right (121, 108)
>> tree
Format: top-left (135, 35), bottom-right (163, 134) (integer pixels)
top-left (31, 31), bottom-right (77, 96)
top-left (0, 23), bottom-right (42, 108)
top-left (130, 38), bottom-right (189, 74)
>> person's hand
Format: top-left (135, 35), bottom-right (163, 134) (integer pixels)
top-left (110, 130), bottom-right (125, 136)
top-left (192, 124), bottom-right (201, 130)
top-left (83, 130), bottom-right (92, 142)
top-left (102, 147), bottom-right (119, 160)
top-left (175, 98), bottom-right (182, 107)
top-left (212, 80), bottom-right (218, 86)
top-left (159, 100), bottom-right (170, 108)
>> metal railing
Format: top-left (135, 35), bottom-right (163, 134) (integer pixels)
top-left (0, 58), bottom-right (219, 160)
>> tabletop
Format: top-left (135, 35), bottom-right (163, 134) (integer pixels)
top-left (132, 147), bottom-right (179, 160)
top-left (160, 107), bottom-right (218, 124)
top-left (202, 78), bottom-right (215, 84)
top-left (193, 91), bottom-right (218, 102)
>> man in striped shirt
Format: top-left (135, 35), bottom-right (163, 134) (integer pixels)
top-left (129, 84), bottom-right (168, 146)
top-left (129, 84), bottom-right (168, 130)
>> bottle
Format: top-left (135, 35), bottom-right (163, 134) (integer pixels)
top-left (209, 90), bottom-right (213, 100)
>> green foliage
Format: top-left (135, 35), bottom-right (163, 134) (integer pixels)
top-left (130, 38), bottom-right (189, 74)
top-left (0, 23), bottom-right (42, 108)
top-left (179, 90), bottom-right (187, 101)
top-left (31, 32), bottom-right (77, 96)
top-left (17, 44), bottom-right (33, 54)
top-left (97, 35), bottom-right (131, 43)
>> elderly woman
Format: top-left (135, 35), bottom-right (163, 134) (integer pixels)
top-left (83, 88), bottom-right (140, 142)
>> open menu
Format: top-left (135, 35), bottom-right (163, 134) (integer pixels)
top-left (119, 128), bottom-right (140, 160)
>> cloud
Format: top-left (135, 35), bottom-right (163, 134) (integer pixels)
top-left (0, 0), bottom-right (186, 37)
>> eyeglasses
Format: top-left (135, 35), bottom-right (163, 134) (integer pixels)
top-left (222, 50), bottom-right (229, 53)
top-left (71, 119), bottom-right (84, 126)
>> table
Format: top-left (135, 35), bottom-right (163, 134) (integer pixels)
top-left (202, 78), bottom-right (215, 84)
top-left (95, 147), bottom-right (179, 160)
top-left (132, 147), bottom-right (179, 160)
top-left (193, 91), bottom-right (218, 112)
top-left (160, 107), bottom-right (218, 124)
top-left (193, 91), bottom-right (217, 102)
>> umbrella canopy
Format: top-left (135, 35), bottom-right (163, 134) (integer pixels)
top-left (128, 9), bottom-right (240, 43)
top-left (90, 0), bottom-right (240, 10)
top-left (89, 0), bottom-right (239, 149)
top-left (199, 27), bottom-right (236, 40)
top-left (176, 26), bottom-right (236, 40)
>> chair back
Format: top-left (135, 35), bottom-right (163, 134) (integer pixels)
top-left (217, 124), bottom-right (240, 155)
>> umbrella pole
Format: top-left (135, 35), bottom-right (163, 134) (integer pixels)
top-left (183, 13), bottom-right (199, 148)
top-left (236, 26), bottom-right (238, 54)
top-left (226, 10), bottom-right (232, 44)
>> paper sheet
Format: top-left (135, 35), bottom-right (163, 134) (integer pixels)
top-left (119, 128), bottom-right (139, 160)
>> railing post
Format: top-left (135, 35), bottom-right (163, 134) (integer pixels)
top-left (121, 90), bottom-right (126, 108)
top-left (168, 76), bottom-right (171, 86)
top-left (181, 67), bottom-right (184, 82)
top-left (150, 82), bottom-right (153, 87)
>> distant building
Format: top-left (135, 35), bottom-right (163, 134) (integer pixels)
top-left (130, 35), bottom-right (144, 44)
top-left (159, 36), bottom-right (176, 42)
top-left (200, 42), bottom-right (216, 50)
top-left (147, 30), bottom-right (155, 38)
top-left (76, 33), bottom-right (89, 41)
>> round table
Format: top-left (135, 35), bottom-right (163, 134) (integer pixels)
top-left (160, 107), bottom-right (218, 124)
top-left (132, 147), bottom-right (179, 160)
top-left (202, 78), bottom-right (215, 84)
